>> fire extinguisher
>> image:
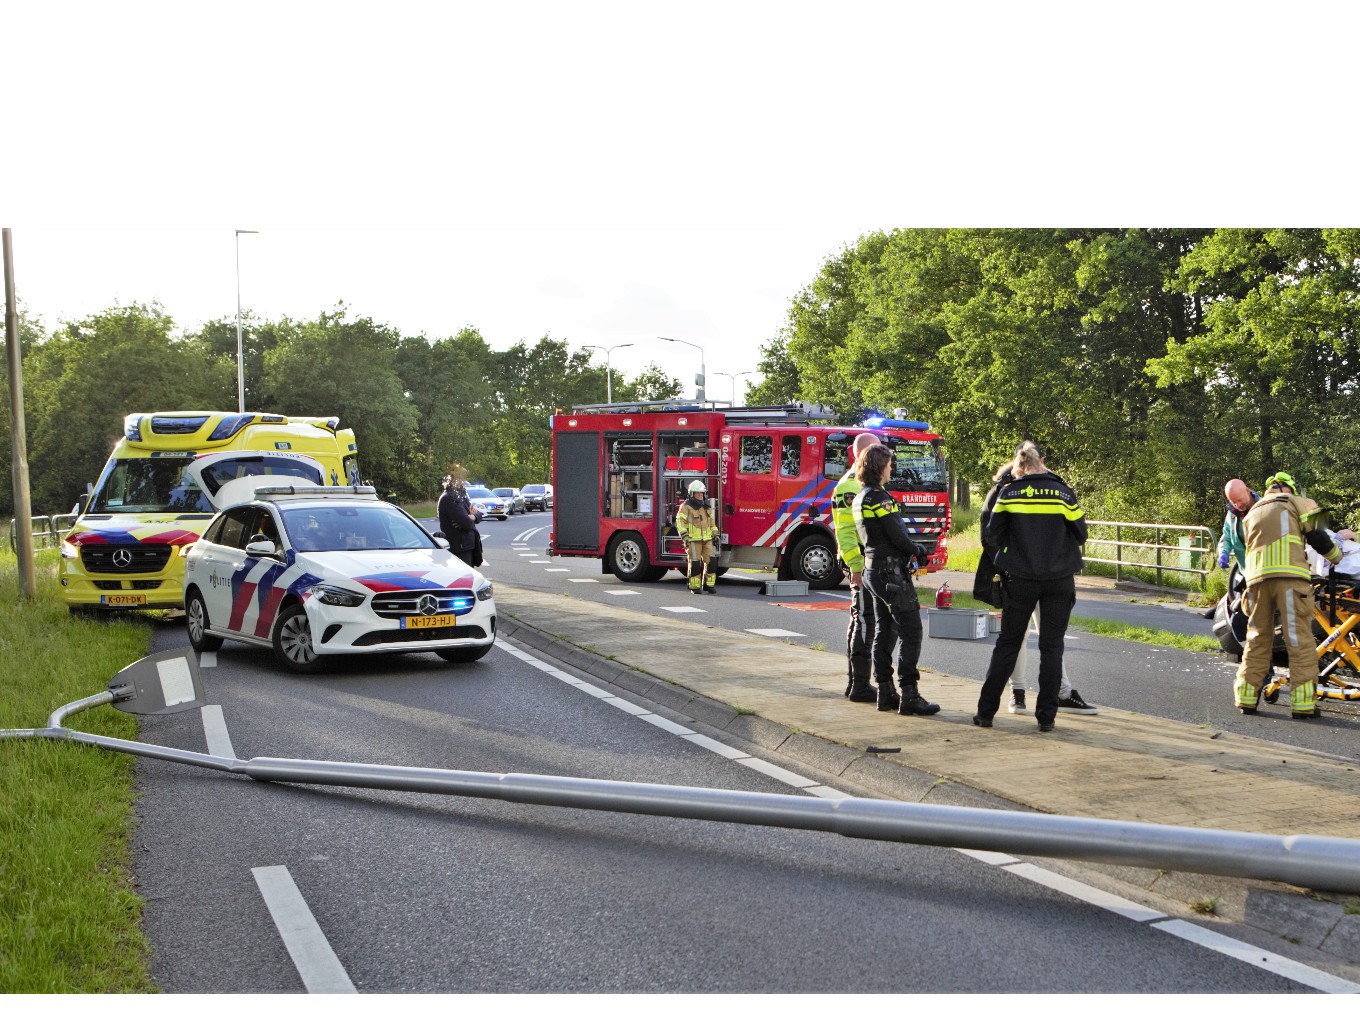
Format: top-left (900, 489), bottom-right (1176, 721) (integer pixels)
top-left (935, 582), bottom-right (952, 609)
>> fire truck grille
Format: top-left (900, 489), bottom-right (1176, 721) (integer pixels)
top-left (80, 544), bottom-right (173, 574)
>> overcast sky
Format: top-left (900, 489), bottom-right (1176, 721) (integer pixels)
top-left (6, 1), bottom-right (1358, 402)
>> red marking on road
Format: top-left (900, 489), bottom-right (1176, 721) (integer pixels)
top-left (773, 601), bottom-right (849, 611)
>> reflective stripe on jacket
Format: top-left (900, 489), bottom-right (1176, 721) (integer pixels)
top-left (676, 498), bottom-right (718, 542)
top-left (831, 470), bottom-right (865, 573)
top-left (1243, 492), bottom-right (1335, 584)
top-left (984, 470), bottom-right (1086, 580)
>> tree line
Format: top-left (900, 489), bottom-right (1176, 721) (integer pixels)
top-left (0, 303), bottom-right (681, 516)
top-left (745, 228), bottom-right (1360, 528)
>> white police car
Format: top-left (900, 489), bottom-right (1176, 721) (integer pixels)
top-left (466, 485), bottom-right (509, 520)
top-left (182, 484), bottom-right (495, 673)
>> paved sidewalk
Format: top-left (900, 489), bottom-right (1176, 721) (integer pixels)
top-left (494, 580), bottom-right (1360, 967)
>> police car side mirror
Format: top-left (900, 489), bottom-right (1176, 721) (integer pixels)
top-left (433, 535), bottom-right (451, 550)
top-left (245, 539), bottom-right (278, 557)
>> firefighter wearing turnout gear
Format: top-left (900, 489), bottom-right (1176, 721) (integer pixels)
top-left (677, 479), bottom-right (720, 594)
top-left (851, 444), bottom-right (940, 716)
top-left (1235, 471), bottom-right (1342, 718)
top-left (832, 431), bottom-right (881, 703)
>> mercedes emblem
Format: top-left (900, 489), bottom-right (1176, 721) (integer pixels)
top-left (111, 548), bottom-right (133, 568)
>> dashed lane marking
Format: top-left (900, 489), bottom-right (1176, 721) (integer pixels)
top-left (745, 628), bottom-right (806, 638)
top-left (492, 637), bottom-right (1355, 992)
top-left (199, 651), bottom-right (218, 668)
top-left (251, 866), bottom-right (356, 994)
top-left (201, 705), bottom-right (236, 760)
top-left (661, 606), bottom-right (707, 613)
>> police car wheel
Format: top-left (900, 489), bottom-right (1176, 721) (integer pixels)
top-left (437, 643), bottom-right (493, 663)
top-left (272, 604), bottom-right (325, 674)
top-left (185, 588), bottom-right (224, 653)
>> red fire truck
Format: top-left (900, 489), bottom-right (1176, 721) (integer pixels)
top-left (548, 402), bottom-right (951, 588)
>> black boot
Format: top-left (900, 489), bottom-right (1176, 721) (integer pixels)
top-left (898, 683), bottom-right (940, 716)
top-left (877, 682), bottom-right (900, 712)
top-left (847, 677), bottom-right (877, 703)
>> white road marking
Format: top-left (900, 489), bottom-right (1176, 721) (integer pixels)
top-left (568, 578), bottom-right (600, 583)
top-left (494, 639), bottom-right (1351, 992)
top-left (251, 866), bottom-right (356, 994)
top-left (199, 650), bottom-right (218, 668)
top-left (746, 628), bottom-right (806, 638)
top-left (605, 589), bottom-right (639, 595)
top-left (200, 705), bottom-right (236, 759)
top-left (545, 568), bottom-right (570, 572)
top-left (514, 526), bottom-right (547, 543)
top-left (529, 559), bottom-right (551, 564)
top-left (1151, 919), bottom-right (1360, 993)
top-left (661, 606), bottom-right (706, 613)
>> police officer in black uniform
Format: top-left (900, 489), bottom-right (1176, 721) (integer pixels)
top-left (852, 444), bottom-right (940, 716)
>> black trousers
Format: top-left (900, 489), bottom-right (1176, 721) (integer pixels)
top-left (863, 561), bottom-right (922, 690)
top-left (845, 581), bottom-right (876, 688)
top-left (978, 575), bottom-right (1076, 725)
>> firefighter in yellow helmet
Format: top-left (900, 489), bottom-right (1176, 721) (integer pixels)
top-left (1235, 471), bottom-right (1342, 718)
top-left (677, 479), bottom-right (720, 594)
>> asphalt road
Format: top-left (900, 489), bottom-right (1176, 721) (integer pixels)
top-left (105, 513), bottom-right (1353, 992)
top-left (467, 514), bottom-right (1360, 762)
top-left (132, 608), bottom-right (1314, 993)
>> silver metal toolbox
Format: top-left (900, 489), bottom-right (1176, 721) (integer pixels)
top-left (760, 579), bottom-right (809, 596)
top-left (927, 608), bottom-right (988, 640)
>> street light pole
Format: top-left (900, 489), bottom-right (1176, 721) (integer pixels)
top-left (583, 343), bottom-right (634, 402)
top-left (658, 336), bottom-right (705, 402)
top-left (713, 370), bottom-right (755, 406)
top-left (235, 229), bottom-right (259, 413)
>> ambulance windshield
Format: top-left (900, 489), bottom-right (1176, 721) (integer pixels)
top-left (89, 458), bottom-right (213, 514)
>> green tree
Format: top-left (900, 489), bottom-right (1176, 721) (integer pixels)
top-left (259, 307), bottom-right (418, 495)
top-left (23, 304), bottom-right (231, 510)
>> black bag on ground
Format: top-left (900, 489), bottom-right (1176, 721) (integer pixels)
top-left (972, 549), bottom-right (1003, 608)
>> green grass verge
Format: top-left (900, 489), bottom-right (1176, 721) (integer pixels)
top-left (0, 551), bottom-right (157, 992)
top-left (945, 591), bottom-right (1220, 653)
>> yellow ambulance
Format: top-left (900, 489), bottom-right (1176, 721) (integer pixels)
top-left (61, 412), bottom-right (361, 612)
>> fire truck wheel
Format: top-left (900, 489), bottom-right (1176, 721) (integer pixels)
top-left (608, 532), bottom-right (655, 583)
top-left (789, 534), bottom-right (840, 589)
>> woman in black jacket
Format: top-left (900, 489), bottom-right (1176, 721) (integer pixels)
top-left (851, 444), bottom-right (940, 717)
top-left (973, 442), bottom-right (1087, 733)
top-left (437, 476), bottom-right (484, 567)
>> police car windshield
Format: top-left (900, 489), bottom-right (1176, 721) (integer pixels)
top-left (89, 458), bottom-right (212, 514)
top-left (466, 487), bottom-right (494, 498)
top-left (281, 504), bottom-right (436, 552)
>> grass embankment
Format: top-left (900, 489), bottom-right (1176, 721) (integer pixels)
top-left (0, 551), bottom-right (156, 992)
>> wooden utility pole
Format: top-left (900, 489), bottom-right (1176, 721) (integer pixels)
top-left (3, 228), bottom-right (37, 598)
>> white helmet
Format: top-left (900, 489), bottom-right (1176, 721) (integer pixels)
top-left (688, 479), bottom-right (707, 494)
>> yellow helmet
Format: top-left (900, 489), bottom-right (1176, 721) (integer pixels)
top-left (1265, 471), bottom-right (1297, 492)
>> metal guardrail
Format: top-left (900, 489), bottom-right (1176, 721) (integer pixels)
top-left (8, 514), bottom-right (79, 553)
top-left (1083, 519), bottom-right (1216, 586)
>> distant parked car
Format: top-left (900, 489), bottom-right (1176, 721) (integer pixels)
top-left (522, 483), bottom-right (553, 511)
top-left (466, 485), bottom-right (510, 520)
top-left (493, 487), bottom-right (526, 515)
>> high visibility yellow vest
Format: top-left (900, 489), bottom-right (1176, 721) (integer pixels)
top-left (1242, 492), bottom-right (1325, 583)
